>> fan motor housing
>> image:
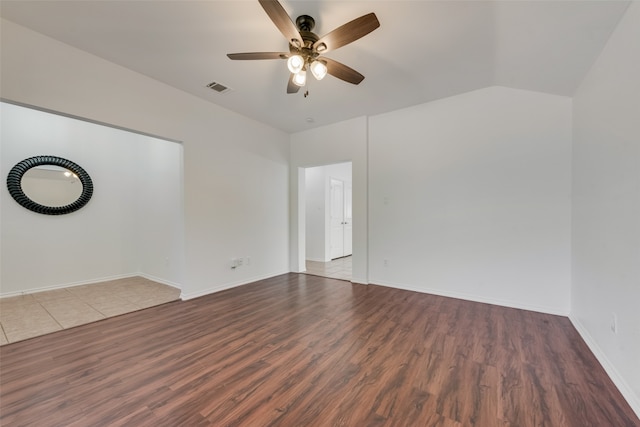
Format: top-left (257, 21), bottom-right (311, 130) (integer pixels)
top-left (295, 15), bottom-right (315, 32)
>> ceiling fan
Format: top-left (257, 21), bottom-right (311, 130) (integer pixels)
top-left (227, 0), bottom-right (380, 94)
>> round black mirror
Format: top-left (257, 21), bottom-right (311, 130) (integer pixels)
top-left (7, 155), bottom-right (93, 215)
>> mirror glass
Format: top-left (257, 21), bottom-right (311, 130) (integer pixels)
top-left (21, 165), bottom-right (84, 207)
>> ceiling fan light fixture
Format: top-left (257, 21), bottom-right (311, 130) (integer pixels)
top-left (293, 69), bottom-right (307, 87)
top-left (310, 60), bottom-right (328, 80)
top-left (287, 55), bottom-right (304, 74)
top-left (227, 1), bottom-right (380, 94)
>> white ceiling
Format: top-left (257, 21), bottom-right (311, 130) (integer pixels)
top-left (0, 0), bottom-right (630, 133)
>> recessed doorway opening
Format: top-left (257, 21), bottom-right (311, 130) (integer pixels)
top-left (303, 162), bottom-right (352, 281)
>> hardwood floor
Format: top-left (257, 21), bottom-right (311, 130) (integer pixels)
top-left (1, 273), bottom-right (638, 426)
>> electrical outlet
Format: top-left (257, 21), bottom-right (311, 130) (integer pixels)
top-left (611, 313), bottom-right (617, 334)
top-left (383, 259), bottom-right (389, 267)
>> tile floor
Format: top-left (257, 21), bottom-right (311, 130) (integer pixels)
top-left (0, 276), bottom-right (181, 346)
top-left (305, 256), bottom-right (352, 281)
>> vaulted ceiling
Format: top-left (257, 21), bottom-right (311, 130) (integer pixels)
top-left (0, 1), bottom-right (630, 133)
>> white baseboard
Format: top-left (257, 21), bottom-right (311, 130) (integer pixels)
top-left (569, 315), bottom-right (640, 419)
top-left (305, 257), bottom-right (329, 263)
top-left (180, 270), bottom-right (290, 301)
top-left (0, 273), bottom-right (138, 298)
top-left (350, 276), bottom-right (368, 285)
top-left (367, 279), bottom-right (569, 316)
top-left (137, 273), bottom-right (182, 293)
top-left (0, 272), bottom-right (183, 299)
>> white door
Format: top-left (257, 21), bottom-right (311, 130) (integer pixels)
top-left (343, 183), bottom-right (353, 256)
top-left (330, 178), bottom-right (353, 259)
top-left (330, 179), bottom-right (344, 259)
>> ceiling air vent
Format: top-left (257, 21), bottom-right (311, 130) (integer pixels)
top-left (206, 81), bottom-right (232, 94)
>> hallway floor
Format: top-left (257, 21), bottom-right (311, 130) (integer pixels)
top-left (305, 255), bottom-right (352, 281)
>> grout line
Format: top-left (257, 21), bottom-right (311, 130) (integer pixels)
top-left (38, 301), bottom-right (66, 330)
top-left (0, 322), bottom-right (9, 344)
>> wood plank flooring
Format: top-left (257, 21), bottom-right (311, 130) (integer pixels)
top-left (1, 273), bottom-right (638, 426)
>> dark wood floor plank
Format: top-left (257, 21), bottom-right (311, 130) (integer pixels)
top-left (1, 273), bottom-right (638, 427)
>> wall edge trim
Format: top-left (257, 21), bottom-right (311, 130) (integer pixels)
top-left (136, 273), bottom-right (182, 292)
top-left (0, 274), bottom-right (138, 298)
top-left (0, 272), bottom-right (176, 298)
top-left (569, 314), bottom-right (640, 419)
top-left (180, 270), bottom-right (290, 301)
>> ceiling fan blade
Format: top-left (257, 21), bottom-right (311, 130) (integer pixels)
top-left (313, 13), bottom-right (380, 53)
top-left (258, 0), bottom-right (303, 48)
top-left (322, 57), bottom-right (365, 85)
top-left (227, 52), bottom-right (289, 60)
top-left (287, 74), bottom-right (300, 94)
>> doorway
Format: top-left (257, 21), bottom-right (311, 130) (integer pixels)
top-left (304, 162), bottom-right (352, 281)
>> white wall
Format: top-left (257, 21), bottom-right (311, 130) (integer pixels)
top-left (290, 118), bottom-right (367, 283)
top-left (132, 124), bottom-right (184, 286)
top-left (304, 162), bottom-right (352, 262)
top-left (1, 102), bottom-right (183, 295)
top-left (571, 1), bottom-right (640, 416)
top-left (1, 19), bottom-right (290, 299)
top-left (368, 86), bottom-right (572, 315)
top-left (325, 163), bottom-right (352, 186)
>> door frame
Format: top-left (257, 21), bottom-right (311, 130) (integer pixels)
top-left (293, 161), bottom-right (366, 284)
top-left (289, 115), bottom-right (368, 284)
